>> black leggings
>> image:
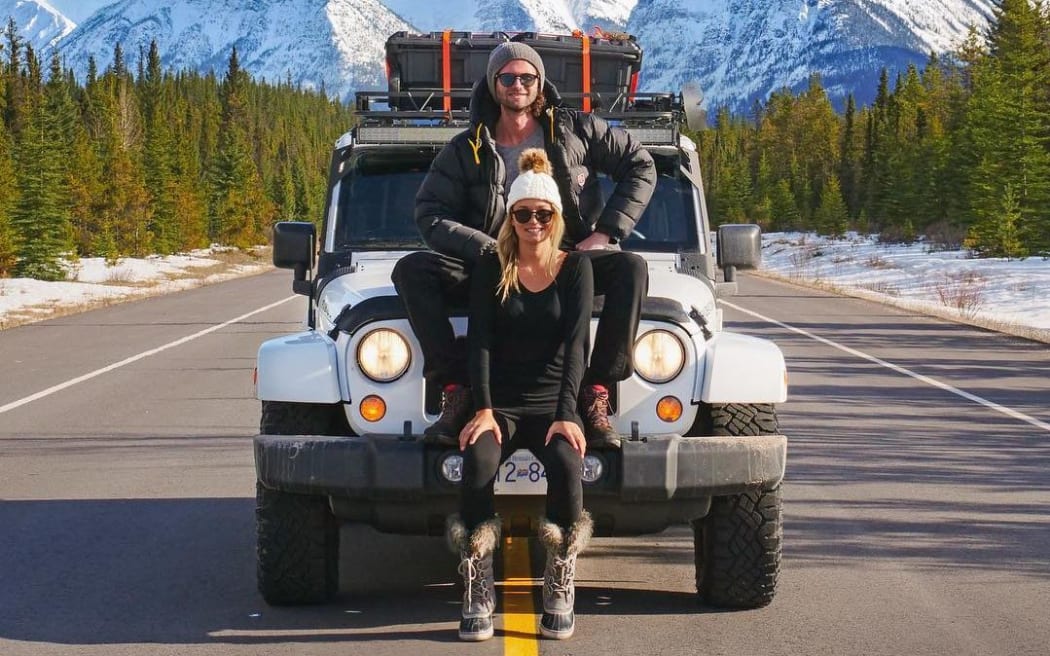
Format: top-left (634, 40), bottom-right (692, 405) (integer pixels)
top-left (461, 411), bottom-right (583, 531)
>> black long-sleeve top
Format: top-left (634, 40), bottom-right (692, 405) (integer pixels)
top-left (468, 251), bottom-right (594, 425)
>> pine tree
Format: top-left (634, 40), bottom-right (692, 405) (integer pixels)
top-left (769, 178), bottom-right (800, 231)
top-left (208, 48), bottom-right (274, 247)
top-left (0, 123), bottom-right (17, 275)
top-left (965, 184), bottom-right (1026, 257)
top-left (961, 0), bottom-right (1050, 256)
top-left (11, 50), bottom-right (74, 279)
top-left (3, 18), bottom-right (25, 137)
top-left (864, 69), bottom-right (893, 233)
top-left (815, 175), bottom-right (849, 237)
top-left (141, 40), bottom-right (179, 253)
top-left (839, 94), bottom-right (863, 221)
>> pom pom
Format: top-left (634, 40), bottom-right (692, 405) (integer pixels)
top-left (518, 148), bottom-right (552, 175)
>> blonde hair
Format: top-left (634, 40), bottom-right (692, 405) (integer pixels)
top-left (496, 150), bottom-right (565, 303)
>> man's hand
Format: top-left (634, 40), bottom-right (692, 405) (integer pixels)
top-left (546, 420), bottom-right (586, 457)
top-left (575, 231), bottom-right (612, 251)
top-left (459, 409), bottom-right (501, 451)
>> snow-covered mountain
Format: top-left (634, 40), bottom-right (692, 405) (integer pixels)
top-left (35, 0), bottom-right (997, 112)
top-left (54, 0), bottom-right (413, 100)
top-left (629, 0), bottom-right (997, 111)
top-left (382, 0), bottom-right (635, 34)
top-left (0, 0), bottom-right (74, 52)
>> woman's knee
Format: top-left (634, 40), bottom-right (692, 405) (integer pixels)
top-left (462, 432), bottom-right (503, 486)
top-left (542, 436), bottom-right (583, 479)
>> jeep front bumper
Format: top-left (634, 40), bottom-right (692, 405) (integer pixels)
top-left (254, 433), bottom-right (786, 536)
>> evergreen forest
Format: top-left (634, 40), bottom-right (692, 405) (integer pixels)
top-left (2, 0), bottom-right (1048, 283)
top-left (692, 0), bottom-right (1050, 259)
top-left (0, 20), bottom-right (353, 280)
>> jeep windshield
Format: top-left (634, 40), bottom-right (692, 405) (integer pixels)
top-left (331, 145), bottom-right (698, 252)
top-left (330, 147), bottom-right (435, 250)
top-left (615, 150), bottom-right (700, 252)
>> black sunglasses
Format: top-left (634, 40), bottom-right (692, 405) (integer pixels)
top-left (511, 208), bottom-right (555, 224)
top-left (496, 73), bottom-right (539, 88)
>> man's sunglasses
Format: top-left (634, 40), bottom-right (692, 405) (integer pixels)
top-left (511, 208), bottom-right (555, 224)
top-left (496, 73), bottom-right (539, 88)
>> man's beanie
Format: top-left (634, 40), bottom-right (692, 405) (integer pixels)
top-left (486, 42), bottom-right (545, 100)
top-left (506, 149), bottom-right (562, 214)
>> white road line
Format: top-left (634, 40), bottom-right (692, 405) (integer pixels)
top-left (0, 296), bottom-right (299, 416)
top-left (721, 300), bottom-right (1050, 434)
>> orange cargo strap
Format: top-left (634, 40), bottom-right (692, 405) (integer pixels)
top-left (442, 29), bottom-right (452, 112)
top-left (572, 30), bottom-right (592, 112)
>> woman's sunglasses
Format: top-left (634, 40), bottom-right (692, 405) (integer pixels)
top-left (496, 73), bottom-right (539, 88)
top-left (511, 208), bottom-right (555, 224)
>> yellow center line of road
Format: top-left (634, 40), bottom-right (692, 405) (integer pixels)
top-left (0, 296), bottom-right (299, 416)
top-left (502, 536), bottom-right (539, 656)
top-left (722, 300), bottom-right (1050, 434)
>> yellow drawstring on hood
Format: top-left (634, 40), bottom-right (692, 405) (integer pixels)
top-left (467, 123), bottom-right (484, 165)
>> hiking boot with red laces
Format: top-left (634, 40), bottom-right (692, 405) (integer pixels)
top-left (580, 384), bottom-right (620, 448)
top-left (424, 384), bottom-right (472, 444)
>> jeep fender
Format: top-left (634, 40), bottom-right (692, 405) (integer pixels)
top-left (699, 332), bottom-right (787, 404)
top-left (257, 330), bottom-right (342, 404)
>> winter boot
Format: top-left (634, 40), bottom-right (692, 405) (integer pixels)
top-left (424, 384), bottom-right (472, 444)
top-left (580, 385), bottom-right (620, 448)
top-left (538, 512), bottom-right (593, 639)
top-left (446, 514), bottom-right (501, 641)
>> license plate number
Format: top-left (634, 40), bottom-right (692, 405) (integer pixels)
top-left (494, 450), bottom-right (547, 495)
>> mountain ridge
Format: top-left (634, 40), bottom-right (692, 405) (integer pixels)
top-left (7, 0), bottom-right (999, 111)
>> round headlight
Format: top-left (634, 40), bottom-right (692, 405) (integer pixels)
top-left (356, 329), bottom-right (411, 382)
top-left (634, 330), bottom-right (685, 383)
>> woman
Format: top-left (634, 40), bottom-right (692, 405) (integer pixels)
top-left (446, 148), bottom-right (594, 642)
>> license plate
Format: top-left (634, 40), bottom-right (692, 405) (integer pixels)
top-left (494, 449), bottom-right (547, 495)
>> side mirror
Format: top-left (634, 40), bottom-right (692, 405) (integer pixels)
top-left (273, 221), bottom-right (316, 296)
top-left (717, 224), bottom-right (761, 283)
top-left (681, 81), bottom-right (706, 130)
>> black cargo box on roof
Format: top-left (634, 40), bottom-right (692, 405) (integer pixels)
top-left (384, 30), bottom-right (643, 112)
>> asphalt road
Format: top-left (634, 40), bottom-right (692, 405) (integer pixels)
top-left (1, 269), bottom-right (1048, 656)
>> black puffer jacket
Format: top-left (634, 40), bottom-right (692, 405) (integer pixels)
top-left (414, 80), bottom-right (656, 263)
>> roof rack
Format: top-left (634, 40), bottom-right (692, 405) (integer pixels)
top-left (348, 92), bottom-right (685, 147)
top-left (355, 91), bottom-right (685, 126)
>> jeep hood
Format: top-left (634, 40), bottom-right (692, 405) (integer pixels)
top-left (315, 253), bottom-right (407, 328)
top-left (316, 251), bottom-right (721, 334)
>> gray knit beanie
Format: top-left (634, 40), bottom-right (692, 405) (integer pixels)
top-left (486, 42), bottom-right (545, 101)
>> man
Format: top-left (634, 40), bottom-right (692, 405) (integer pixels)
top-left (392, 41), bottom-right (655, 448)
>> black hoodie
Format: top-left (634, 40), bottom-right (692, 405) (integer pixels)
top-left (414, 79), bottom-right (656, 263)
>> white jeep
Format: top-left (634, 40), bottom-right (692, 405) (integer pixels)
top-left (253, 93), bottom-right (787, 611)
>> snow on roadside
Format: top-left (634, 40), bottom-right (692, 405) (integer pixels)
top-left (758, 232), bottom-right (1050, 340)
top-left (0, 247), bottom-right (272, 329)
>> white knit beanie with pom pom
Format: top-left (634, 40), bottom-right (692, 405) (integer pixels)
top-left (505, 148), bottom-right (562, 213)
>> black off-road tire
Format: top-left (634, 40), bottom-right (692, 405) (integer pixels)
top-left (260, 400), bottom-right (353, 436)
top-left (691, 403), bottom-right (782, 609)
top-left (256, 482), bottom-right (339, 605)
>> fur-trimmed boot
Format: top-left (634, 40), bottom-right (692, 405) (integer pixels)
top-left (446, 514), bottom-right (501, 641)
top-left (537, 512), bottom-right (593, 639)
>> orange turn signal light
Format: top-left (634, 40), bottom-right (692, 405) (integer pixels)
top-left (359, 395), bottom-right (387, 422)
top-left (656, 396), bottom-right (683, 423)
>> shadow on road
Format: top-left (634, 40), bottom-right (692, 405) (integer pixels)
top-left (0, 498), bottom-right (714, 647)
top-left (724, 314), bottom-right (1050, 582)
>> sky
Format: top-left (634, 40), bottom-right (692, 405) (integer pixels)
top-left (47, 0), bottom-right (114, 24)
top-left (2, 234), bottom-right (1048, 341)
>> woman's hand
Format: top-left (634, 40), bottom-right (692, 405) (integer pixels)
top-left (546, 420), bottom-right (586, 457)
top-left (459, 409), bottom-right (501, 451)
